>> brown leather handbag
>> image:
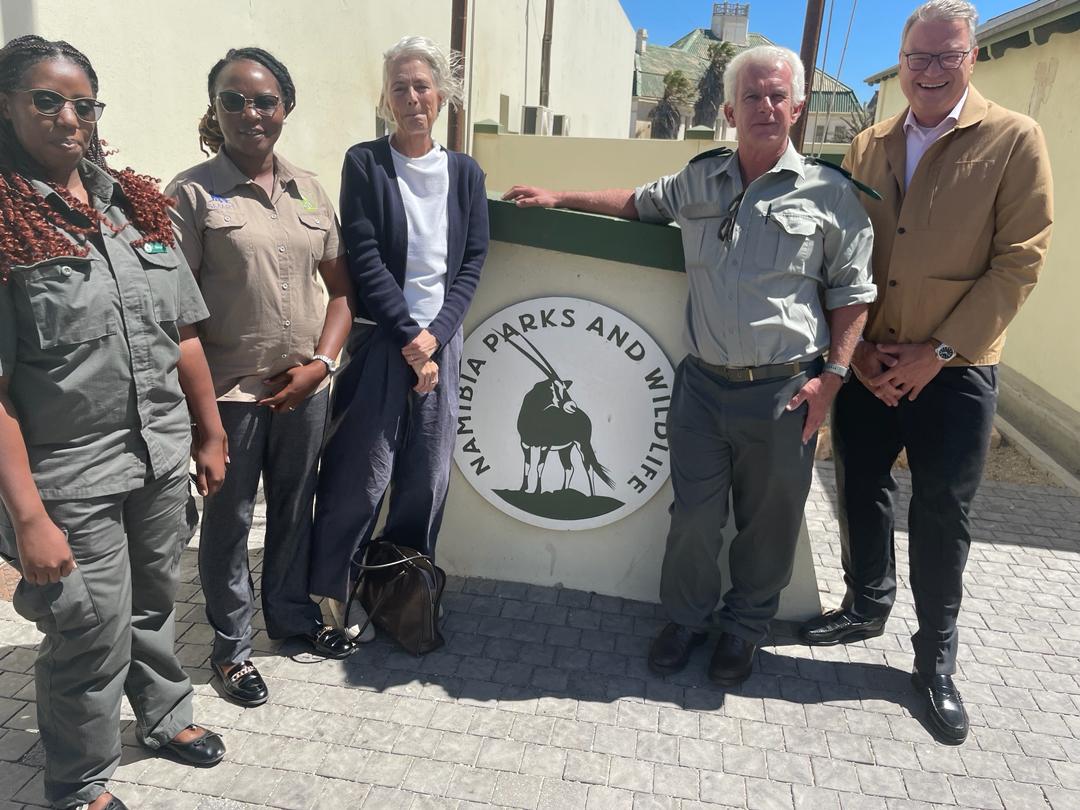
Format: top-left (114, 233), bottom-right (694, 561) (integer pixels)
top-left (348, 541), bottom-right (446, 656)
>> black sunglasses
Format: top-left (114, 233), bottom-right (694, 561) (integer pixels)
top-left (718, 191), bottom-right (746, 243)
top-left (20, 89), bottom-right (105, 123)
top-left (216, 90), bottom-right (282, 115)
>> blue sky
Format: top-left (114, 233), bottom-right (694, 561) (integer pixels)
top-left (617, 0), bottom-right (1023, 101)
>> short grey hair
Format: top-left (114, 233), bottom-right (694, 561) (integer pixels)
top-left (901, 0), bottom-right (979, 48)
top-left (723, 45), bottom-right (806, 107)
top-left (379, 35), bottom-right (465, 124)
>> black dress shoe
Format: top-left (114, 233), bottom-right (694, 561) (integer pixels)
top-left (648, 622), bottom-right (707, 675)
top-left (213, 660), bottom-right (268, 707)
top-left (99, 795), bottom-right (128, 810)
top-left (157, 725), bottom-right (226, 766)
top-left (708, 632), bottom-right (757, 686)
top-left (799, 608), bottom-right (887, 646)
top-left (912, 671), bottom-right (969, 745)
top-left (301, 623), bottom-right (358, 659)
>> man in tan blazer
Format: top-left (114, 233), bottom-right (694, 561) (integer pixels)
top-left (799, 0), bottom-right (1053, 745)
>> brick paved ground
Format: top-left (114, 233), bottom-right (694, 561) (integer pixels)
top-left (0, 462), bottom-right (1078, 809)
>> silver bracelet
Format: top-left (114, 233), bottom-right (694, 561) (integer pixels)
top-left (312, 354), bottom-right (338, 376)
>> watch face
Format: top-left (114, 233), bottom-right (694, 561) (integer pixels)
top-left (936, 344), bottom-right (956, 362)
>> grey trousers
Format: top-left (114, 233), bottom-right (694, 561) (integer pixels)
top-left (311, 324), bottom-right (462, 601)
top-left (198, 388), bottom-right (328, 665)
top-left (660, 355), bottom-right (820, 644)
top-left (0, 468), bottom-right (195, 808)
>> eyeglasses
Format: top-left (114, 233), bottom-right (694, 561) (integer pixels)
top-left (902, 49), bottom-right (973, 71)
top-left (718, 191), bottom-right (746, 243)
top-left (216, 91), bottom-right (282, 115)
top-left (20, 89), bottom-right (106, 123)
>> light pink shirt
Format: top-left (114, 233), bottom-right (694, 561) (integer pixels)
top-left (903, 88), bottom-right (969, 188)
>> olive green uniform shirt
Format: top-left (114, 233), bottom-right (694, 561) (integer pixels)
top-left (166, 152), bottom-right (344, 402)
top-left (0, 161), bottom-right (209, 499)
top-left (634, 141), bottom-right (876, 367)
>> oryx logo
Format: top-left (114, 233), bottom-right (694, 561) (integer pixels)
top-left (454, 297), bottom-right (675, 531)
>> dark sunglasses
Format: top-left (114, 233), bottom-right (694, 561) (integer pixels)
top-left (20, 89), bottom-right (106, 123)
top-left (216, 90), bottom-right (281, 115)
top-left (718, 190), bottom-right (746, 243)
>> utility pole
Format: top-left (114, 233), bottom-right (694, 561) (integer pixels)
top-left (447, 0), bottom-right (469, 151)
top-left (791, 0), bottom-right (825, 152)
top-left (539, 0), bottom-right (555, 108)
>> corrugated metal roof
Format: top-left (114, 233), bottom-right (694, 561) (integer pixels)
top-left (634, 27), bottom-right (861, 116)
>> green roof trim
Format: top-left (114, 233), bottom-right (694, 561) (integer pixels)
top-left (487, 197), bottom-right (685, 274)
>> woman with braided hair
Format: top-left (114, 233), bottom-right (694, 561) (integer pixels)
top-left (167, 48), bottom-right (359, 709)
top-left (0, 36), bottom-right (228, 809)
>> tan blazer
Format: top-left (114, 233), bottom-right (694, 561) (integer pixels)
top-left (842, 86), bottom-right (1053, 366)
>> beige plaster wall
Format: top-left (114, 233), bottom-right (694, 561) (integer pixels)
top-left (436, 241), bottom-right (823, 616)
top-left (873, 31), bottom-right (1080, 415)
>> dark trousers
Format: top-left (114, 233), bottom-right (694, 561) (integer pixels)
top-left (198, 388), bottom-right (328, 665)
top-left (833, 366), bottom-right (997, 675)
top-left (660, 356), bottom-right (820, 644)
top-left (311, 324), bottom-right (462, 602)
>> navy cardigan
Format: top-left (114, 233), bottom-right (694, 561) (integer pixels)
top-left (339, 136), bottom-right (490, 350)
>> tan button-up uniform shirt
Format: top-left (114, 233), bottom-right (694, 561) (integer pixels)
top-left (167, 152), bottom-right (344, 401)
top-left (635, 141), bottom-right (876, 367)
top-left (843, 86), bottom-right (1053, 365)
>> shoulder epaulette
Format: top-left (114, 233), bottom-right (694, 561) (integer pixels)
top-left (688, 146), bottom-right (735, 165)
top-left (804, 157), bottom-right (883, 201)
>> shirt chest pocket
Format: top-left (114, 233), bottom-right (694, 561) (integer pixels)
top-left (297, 209), bottom-right (331, 264)
top-left (753, 208), bottom-right (818, 274)
top-left (679, 202), bottom-right (728, 269)
top-left (203, 208), bottom-right (251, 264)
top-left (12, 258), bottom-right (118, 349)
top-left (137, 246), bottom-right (181, 323)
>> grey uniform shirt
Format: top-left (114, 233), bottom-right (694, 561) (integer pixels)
top-left (634, 141), bottom-right (876, 367)
top-left (0, 161), bottom-right (209, 499)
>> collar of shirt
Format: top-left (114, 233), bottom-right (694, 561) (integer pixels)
top-left (707, 139), bottom-right (806, 188)
top-left (207, 149), bottom-right (315, 197)
top-left (28, 159), bottom-right (124, 214)
top-left (903, 87), bottom-right (969, 138)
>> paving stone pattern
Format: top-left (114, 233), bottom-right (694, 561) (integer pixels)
top-left (0, 462), bottom-right (1078, 808)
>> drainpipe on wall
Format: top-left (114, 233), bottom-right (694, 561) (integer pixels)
top-left (539, 0), bottom-right (555, 109)
top-left (448, 0), bottom-right (469, 151)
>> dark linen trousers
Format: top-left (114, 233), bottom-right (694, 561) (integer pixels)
top-left (832, 366), bottom-right (998, 675)
top-left (311, 324), bottom-right (462, 602)
top-left (198, 388), bottom-right (329, 665)
top-left (660, 356), bottom-right (820, 644)
top-left (0, 469), bottom-right (195, 808)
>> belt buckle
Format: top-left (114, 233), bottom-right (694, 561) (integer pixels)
top-left (745, 367), bottom-right (755, 382)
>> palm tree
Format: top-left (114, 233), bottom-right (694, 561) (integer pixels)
top-left (693, 41), bottom-right (737, 129)
top-left (650, 70), bottom-right (694, 139)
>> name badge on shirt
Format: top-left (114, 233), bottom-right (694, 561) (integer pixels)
top-left (298, 195), bottom-right (318, 212)
top-left (143, 242), bottom-right (168, 254)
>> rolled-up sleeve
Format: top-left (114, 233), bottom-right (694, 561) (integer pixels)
top-left (634, 171), bottom-right (686, 225)
top-left (822, 184), bottom-right (877, 310)
top-left (0, 282), bottom-right (15, 378)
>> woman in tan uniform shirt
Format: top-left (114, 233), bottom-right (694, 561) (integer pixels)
top-left (167, 47), bottom-right (357, 707)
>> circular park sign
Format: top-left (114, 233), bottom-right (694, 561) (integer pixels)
top-left (454, 297), bottom-right (675, 530)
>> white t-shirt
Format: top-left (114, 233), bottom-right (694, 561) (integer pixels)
top-left (390, 141), bottom-right (449, 328)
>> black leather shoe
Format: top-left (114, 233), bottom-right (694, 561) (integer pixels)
top-left (98, 795), bottom-right (128, 810)
top-left (213, 660), bottom-right (268, 707)
top-left (708, 632), bottom-right (757, 686)
top-left (157, 725), bottom-right (226, 766)
top-left (301, 623), bottom-right (358, 659)
top-left (799, 608), bottom-right (887, 646)
top-left (912, 671), bottom-right (969, 745)
top-left (648, 622), bottom-right (707, 675)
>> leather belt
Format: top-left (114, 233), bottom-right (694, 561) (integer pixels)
top-left (690, 355), bottom-right (820, 382)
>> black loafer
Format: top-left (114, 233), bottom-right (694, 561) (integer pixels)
top-left (302, 623), bottom-right (358, 659)
top-left (648, 622), bottom-right (707, 675)
top-left (100, 795), bottom-right (129, 810)
top-left (799, 608), bottom-right (886, 646)
top-left (213, 660), bottom-right (268, 707)
top-left (912, 671), bottom-right (969, 745)
top-left (708, 632), bottom-right (757, 686)
top-left (157, 725), bottom-right (226, 766)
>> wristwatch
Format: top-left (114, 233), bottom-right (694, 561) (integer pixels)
top-left (933, 342), bottom-right (957, 363)
top-left (822, 361), bottom-right (851, 382)
top-left (312, 354), bottom-right (338, 376)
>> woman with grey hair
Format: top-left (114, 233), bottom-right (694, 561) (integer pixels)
top-left (310, 35), bottom-right (489, 639)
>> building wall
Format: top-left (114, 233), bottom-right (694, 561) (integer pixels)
top-left (874, 30), bottom-right (1080, 421)
top-left (8, 0), bottom-right (632, 202)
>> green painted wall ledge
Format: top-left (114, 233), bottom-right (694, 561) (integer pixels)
top-left (487, 196), bottom-right (686, 273)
